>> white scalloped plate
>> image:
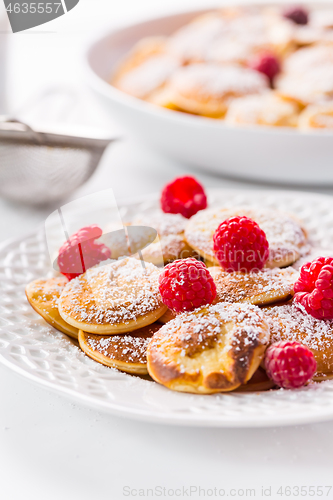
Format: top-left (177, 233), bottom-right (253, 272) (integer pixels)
top-left (2, 189), bottom-right (333, 428)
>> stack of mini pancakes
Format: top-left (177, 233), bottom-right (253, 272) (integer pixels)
top-left (26, 207), bottom-right (333, 394)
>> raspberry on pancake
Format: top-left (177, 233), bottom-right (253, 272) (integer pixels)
top-left (185, 206), bottom-right (307, 268)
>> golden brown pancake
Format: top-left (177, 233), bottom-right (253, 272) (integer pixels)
top-left (206, 14), bottom-right (273, 66)
top-left (264, 302), bottom-right (333, 381)
top-left (298, 102), bottom-right (333, 130)
top-left (147, 302), bottom-right (270, 394)
top-left (225, 93), bottom-right (300, 128)
top-left (276, 44), bottom-right (333, 106)
top-left (209, 266), bottom-right (298, 306)
top-left (159, 63), bottom-right (268, 118)
top-left (185, 206), bottom-right (308, 268)
top-left (78, 323), bottom-right (162, 375)
top-left (25, 277), bottom-right (79, 340)
top-left (111, 37), bottom-right (180, 101)
top-left (58, 257), bottom-right (167, 334)
top-left (157, 267), bottom-right (297, 325)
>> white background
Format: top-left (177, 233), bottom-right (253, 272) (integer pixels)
top-left (1, 1), bottom-right (333, 499)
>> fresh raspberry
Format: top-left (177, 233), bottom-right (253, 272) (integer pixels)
top-left (283, 5), bottom-right (308, 25)
top-left (265, 341), bottom-right (317, 389)
top-left (213, 216), bottom-right (269, 273)
top-left (161, 176), bottom-right (207, 219)
top-left (58, 225), bottom-right (111, 281)
top-left (248, 52), bottom-right (281, 83)
top-left (293, 257), bottom-right (333, 320)
top-left (158, 258), bottom-right (216, 312)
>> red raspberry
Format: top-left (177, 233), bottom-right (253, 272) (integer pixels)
top-left (248, 52), bottom-right (281, 83)
top-left (213, 216), bottom-right (269, 273)
top-left (58, 225), bottom-right (111, 281)
top-left (265, 341), bottom-right (317, 389)
top-left (161, 176), bottom-right (207, 219)
top-left (158, 258), bottom-right (216, 312)
top-left (283, 5), bottom-right (308, 25)
top-left (294, 257), bottom-right (333, 320)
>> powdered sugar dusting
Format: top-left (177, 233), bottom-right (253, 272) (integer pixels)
top-left (277, 66), bottom-right (333, 104)
top-left (225, 92), bottom-right (298, 127)
top-left (277, 45), bottom-right (333, 104)
top-left (153, 301), bottom-right (269, 352)
top-left (265, 303), bottom-right (333, 355)
top-left (211, 267), bottom-right (298, 303)
top-left (169, 64), bottom-right (268, 100)
top-left (86, 329), bottom-right (158, 364)
top-left (116, 54), bottom-right (179, 99)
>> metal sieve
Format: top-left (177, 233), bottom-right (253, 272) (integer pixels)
top-left (0, 117), bottom-right (116, 206)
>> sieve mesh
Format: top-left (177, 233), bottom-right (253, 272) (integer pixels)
top-left (0, 119), bottom-right (115, 205)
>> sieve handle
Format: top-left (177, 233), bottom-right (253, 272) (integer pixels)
top-left (0, 116), bottom-right (44, 143)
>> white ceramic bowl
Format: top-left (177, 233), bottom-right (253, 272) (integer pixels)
top-left (84, 7), bottom-right (333, 186)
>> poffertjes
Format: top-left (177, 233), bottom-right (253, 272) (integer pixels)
top-left (78, 323), bottom-right (162, 374)
top-left (264, 303), bottom-right (333, 381)
top-left (58, 257), bottom-right (167, 334)
top-left (147, 302), bottom-right (270, 394)
top-left (155, 63), bottom-right (268, 118)
top-left (25, 277), bottom-right (79, 340)
top-left (209, 266), bottom-right (298, 306)
top-left (158, 266), bottom-right (298, 324)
